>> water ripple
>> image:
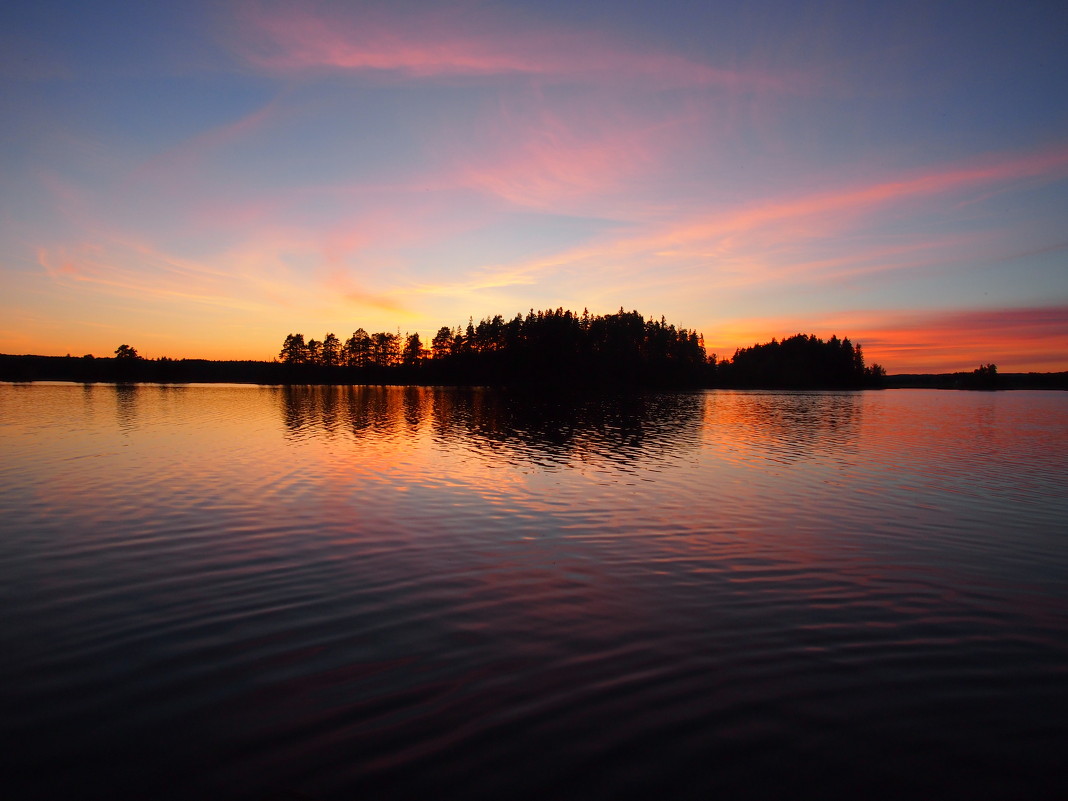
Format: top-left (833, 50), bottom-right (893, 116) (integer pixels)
top-left (1, 384), bottom-right (1066, 800)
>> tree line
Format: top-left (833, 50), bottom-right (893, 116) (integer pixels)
top-left (279, 308), bottom-right (706, 387)
top-left (15, 317), bottom-right (1063, 387)
top-left (278, 330), bottom-right (424, 369)
top-left (0, 309), bottom-right (891, 388)
top-left (277, 308), bottom-right (884, 388)
top-left (716, 333), bottom-right (886, 388)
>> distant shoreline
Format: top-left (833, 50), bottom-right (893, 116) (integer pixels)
top-left (2, 354), bottom-right (1065, 390)
top-left (881, 373), bottom-right (1068, 390)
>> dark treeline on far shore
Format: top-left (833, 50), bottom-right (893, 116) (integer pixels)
top-left (2, 307), bottom-right (1063, 389)
top-left (3, 308), bottom-right (885, 389)
top-left (0, 353), bottom-right (284, 385)
top-left (278, 308), bottom-right (713, 388)
top-left (277, 308), bottom-right (885, 389)
top-left (273, 309), bottom-right (885, 389)
top-left (886, 366), bottom-right (1068, 390)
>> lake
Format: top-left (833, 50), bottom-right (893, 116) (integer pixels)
top-left (1, 383), bottom-right (1066, 800)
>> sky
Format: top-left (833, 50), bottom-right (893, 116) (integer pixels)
top-left (2, 0), bottom-right (1067, 372)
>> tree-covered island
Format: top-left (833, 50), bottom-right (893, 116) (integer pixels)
top-left (275, 308), bottom-right (883, 388)
top-left (0, 307), bottom-right (903, 389)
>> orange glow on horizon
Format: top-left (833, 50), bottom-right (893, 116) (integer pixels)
top-left (10, 303), bottom-right (1067, 376)
top-left (709, 305), bottom-right (1068, 374)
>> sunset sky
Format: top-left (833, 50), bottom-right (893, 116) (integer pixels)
top-left (3, 0), bottom-right (1067, 372)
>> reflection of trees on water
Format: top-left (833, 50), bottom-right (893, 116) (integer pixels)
top-left (437, 390), bottom-right (704, 467)
top-left (402, 389), bottom-right (424, 433)
top-left (703, 390), bottom-right (863, 462)
top-left (278, 385), bottom-right (704, 466)
top-left (281, 387), bottom-right (866, 465)
top-left (280, 386), bottom-right (432, 440)
top-left (114, 384), bottom-right (140, 433)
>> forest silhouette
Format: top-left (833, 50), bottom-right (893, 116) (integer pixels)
top-left (7, 306), bottom-right (1063, 388)
top-left (279, 308), bottom-right (708, 388)
top-left (274, 308), bottom-right (883, 389)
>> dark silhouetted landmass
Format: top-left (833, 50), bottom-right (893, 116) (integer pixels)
top-left (2, 309), bottom-right (1063, 389)
top-left (275, 312), bottom-right (883, 388)
top-left (714, 333), bottom-right (885, 388)
top-left (885, 370), bottom-right (1068, 390)
top-left (0, 354), bottom-right (287, 384)
top-left (278, 308), bottom-right (709, 388)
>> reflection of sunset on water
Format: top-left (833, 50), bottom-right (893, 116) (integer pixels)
top-left (3, 383), bottom-right (1066, 800)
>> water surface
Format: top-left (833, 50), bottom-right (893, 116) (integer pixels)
top-left (2, 384), bottom-right (1066, 800)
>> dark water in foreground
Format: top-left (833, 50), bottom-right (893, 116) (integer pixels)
top-left (2, 384), bottom-right (1066, 800)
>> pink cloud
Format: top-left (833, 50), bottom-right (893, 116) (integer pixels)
top-left (33, 217), bottom-right (415, 323)
top-left (454, 102), bottom-right (691, 212)
top-left (35, 241), bottom-right (251, 309)
top-left (663, 144), bottom-right (1068, 248)
top-left (479, 142), bottom-right (1068, 289)
top-left (231, 1), bottom-right (802, 92)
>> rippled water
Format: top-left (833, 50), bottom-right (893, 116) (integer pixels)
top-left (1, 384), bottom-right (1066, 800)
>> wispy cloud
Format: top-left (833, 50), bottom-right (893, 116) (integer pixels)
top-left (231, 1), bottom-right (803, 92)
top-left (36, 240), bottom-right (265, 312)
top-left (633, 143), bottom-right (1068, 260)
top-left (131, 100), bottom-right (281, 182)
top-left (34, 225), bottom-right (411, 321)
top-left (464, 142), bottom-right (1068, 292)
top-left (451, 100), bottom-right (694, 213)
top-left (34, 161), bottom-right (424, 318)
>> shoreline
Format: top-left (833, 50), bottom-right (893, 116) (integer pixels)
top-left (3, 353), bottom-right (1065, 391)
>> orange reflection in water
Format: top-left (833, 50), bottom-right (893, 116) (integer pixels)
top-left (12, 383), bottom-right (1066, 629)
top-left (3, 382), bottom-right (1067, 801)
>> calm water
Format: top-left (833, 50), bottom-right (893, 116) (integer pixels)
top-left (2, 383), bottom-right (1066, 800)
